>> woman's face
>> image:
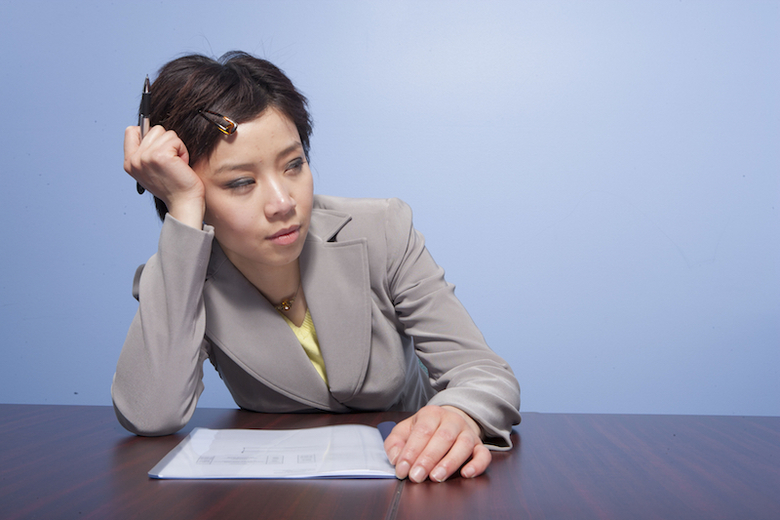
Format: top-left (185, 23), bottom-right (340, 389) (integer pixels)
top-left (193, 108), bottom-right (313, 275)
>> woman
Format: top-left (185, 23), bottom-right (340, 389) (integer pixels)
top-left (114, 51), bottom-right (520, 483)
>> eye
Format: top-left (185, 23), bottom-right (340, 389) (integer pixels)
top-left (225, 177), bottom-right (255, 192)
top-left (286, 157), bottom-right (305, 174)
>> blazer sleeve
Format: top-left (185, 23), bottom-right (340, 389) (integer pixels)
top-left (383, 198), bottom-right (521, 449)
top-left (111, 215), bottom-right (213, 436)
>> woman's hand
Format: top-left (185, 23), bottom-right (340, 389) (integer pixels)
top-left (384, 405), bottom-right (491, 483)
top-left (123, 125), bottom-right (206, 228)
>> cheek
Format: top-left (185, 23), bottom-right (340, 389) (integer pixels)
top-left (297, 172), bottom-right (315, 209)
top-left (204, 197), bottom-right (255, 235)
top-left (210, 209), bottom-right (255, 235)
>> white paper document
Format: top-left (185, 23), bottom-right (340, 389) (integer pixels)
top-left (149, 424), bottom-right (397, 479)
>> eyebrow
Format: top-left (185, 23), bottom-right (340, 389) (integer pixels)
top-left (211, 141), bottom-right (304, 176)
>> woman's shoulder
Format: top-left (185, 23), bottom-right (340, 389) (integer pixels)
top-left (313, 194), bottom-right (411, 218)
top-left (310, 195), bottom-right (414, 247)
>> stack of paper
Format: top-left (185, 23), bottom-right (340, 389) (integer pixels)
top-left (149, 424), bottom-right (397, 479)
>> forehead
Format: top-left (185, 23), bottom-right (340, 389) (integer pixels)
top-left (197, 108), bottom-right (301, 174)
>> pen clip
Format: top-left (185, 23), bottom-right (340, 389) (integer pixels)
top-left (198, 109), bottom-right (238, 135)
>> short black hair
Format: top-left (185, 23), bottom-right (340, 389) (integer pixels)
top-left (148, 51), bottom-right (312, 220)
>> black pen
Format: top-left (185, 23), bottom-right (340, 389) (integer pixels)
top-left (136, 76), bottom-right (151, 194)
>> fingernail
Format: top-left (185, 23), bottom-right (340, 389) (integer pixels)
top-left (388, 447), bottom-right (399, 465)
top-left (462, 466), bottom-right (476, 478)
top-left (430, 467), bottom-right (447, 482)
top-left (396, 460), bottom-right (410, 479)
top-left (410, 466), bottom-right (426, 483)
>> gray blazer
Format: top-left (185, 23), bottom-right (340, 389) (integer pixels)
top-left (112, 196), bottom-right (520, 447)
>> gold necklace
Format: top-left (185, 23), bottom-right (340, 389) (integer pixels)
top-left (274, 281), bottom-right (300, 312)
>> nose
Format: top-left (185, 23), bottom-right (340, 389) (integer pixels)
top-left (263, 174), bottom-right (296, 219)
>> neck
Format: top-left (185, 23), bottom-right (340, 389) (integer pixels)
top-left (228, 255), bottom-right (307, 325)
top-left (233, 259), bottom-right (301, 306)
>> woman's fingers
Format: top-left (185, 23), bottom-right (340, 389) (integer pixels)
top-left (122, 125), bottom-right (205, 227)
top-left (384, 405), bottom-right (489, 483)
top-left (390, 409), bottom-right (448, 481)
top-left (458, 443), bottom-right (491, 479)
top-left (123, 126), bottom-right (198, 198)
top-left (123, 126), bottom-right (142, 174)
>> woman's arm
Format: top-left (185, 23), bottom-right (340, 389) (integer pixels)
top-left (111, 216), bottom-right (214, 435)
top-left (382, 198), bottom-right (521, 481)
top-left (112, 126), bottom-right (213, 435)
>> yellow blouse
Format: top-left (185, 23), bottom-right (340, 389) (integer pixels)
top-left (280, 309), bottom-right (328, 385)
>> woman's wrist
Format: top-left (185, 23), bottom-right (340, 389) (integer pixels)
top-left (167, 197), bottom-right (205, 230)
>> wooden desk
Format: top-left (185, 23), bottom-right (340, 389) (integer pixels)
top-left (1, 405), bottom-right (778, 520)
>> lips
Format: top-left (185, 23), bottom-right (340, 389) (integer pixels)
top-left (268, 225), bottom-right (300, 245)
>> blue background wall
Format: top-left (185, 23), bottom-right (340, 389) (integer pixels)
top-left (1, 0), bottom-right (777, 415)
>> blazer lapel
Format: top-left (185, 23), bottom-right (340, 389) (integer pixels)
top-left (300, 208), bottom-right (372, 404)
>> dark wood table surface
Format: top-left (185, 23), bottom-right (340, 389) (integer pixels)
top-left (1, 405), bottom-right (778, 520)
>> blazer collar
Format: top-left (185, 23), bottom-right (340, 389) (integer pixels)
top-left (307, 206), bottom-right (352, 242)
top-left (203, 207), bottom-right (372, 410)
